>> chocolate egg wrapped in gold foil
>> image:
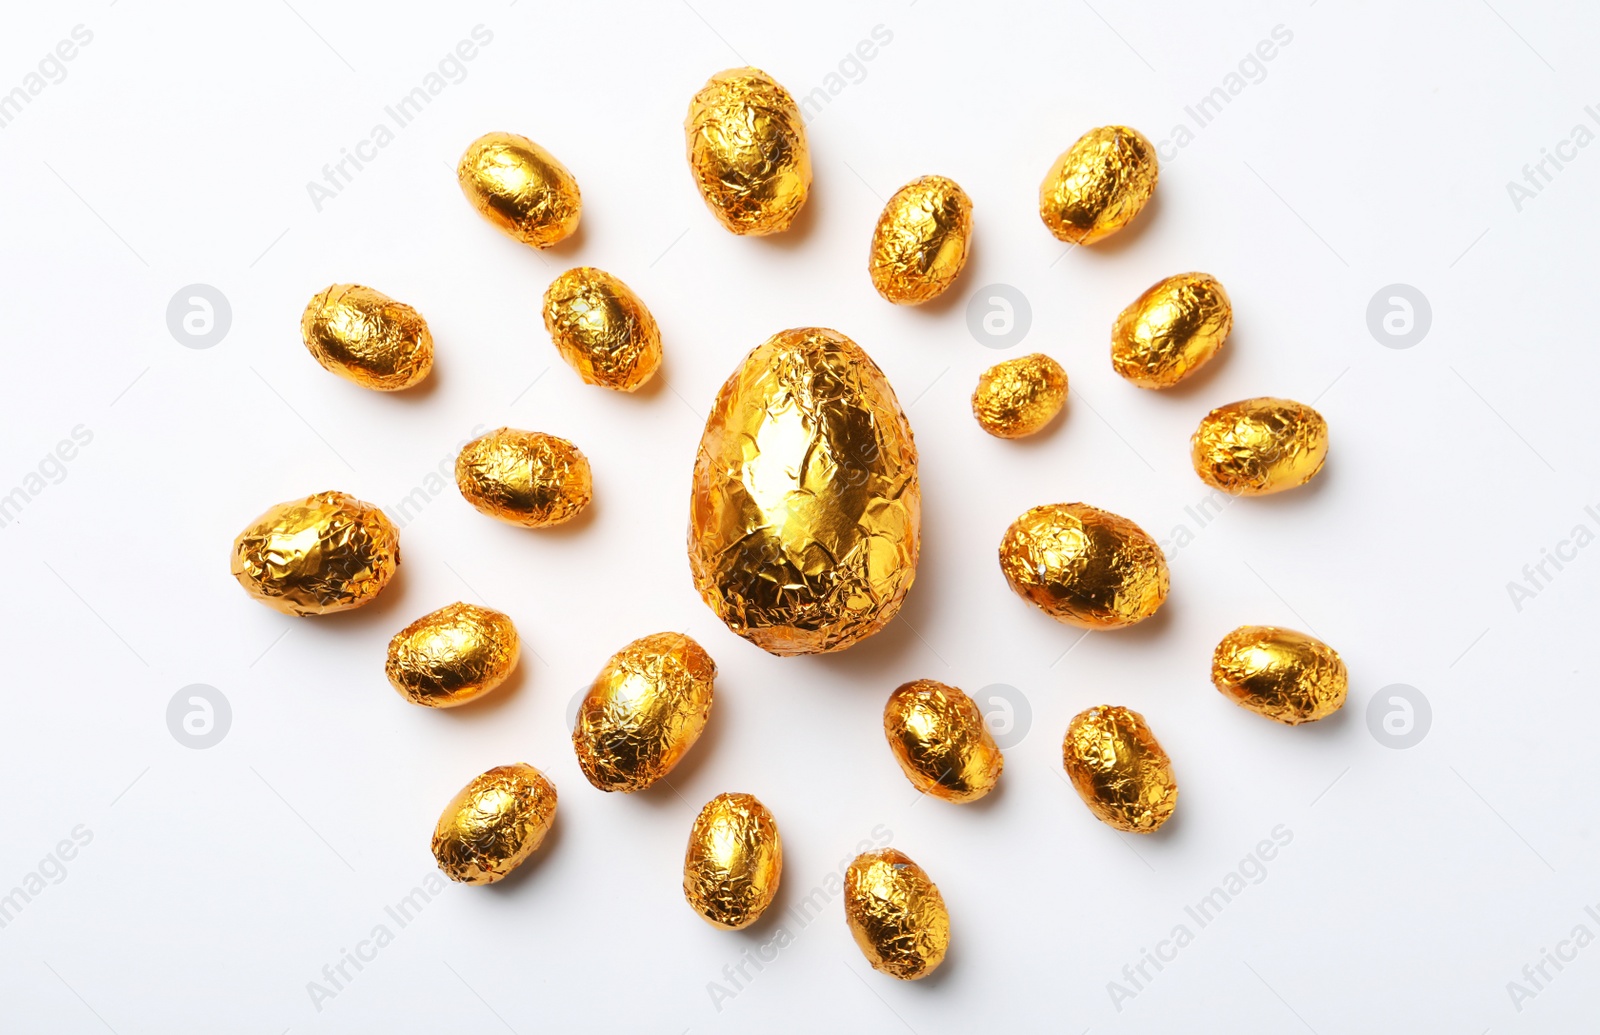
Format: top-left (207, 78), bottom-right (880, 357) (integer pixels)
top-left (299, 284), bottom-right (433, 391)
top-left (1212, 625), bottom-right (1348, 724)
top-left (1039, 125), bottom-right (1158, 245)
top-left (685, 67), bottom-right (811, 235)
top-left (688, 327), bottom-right (920, 656)
top-left (998, 503), bottom-right (1168, 629)
top-left (572, 633), bottom-right (716, 792)
top-left (883, 680), bottom-right (1003, 803)
top-left (1191, 397), bottom-right (1328, 496)
top-left (230, 491), bottom-right (399, 616)
top-left (844, 849), bottom-right (950, 980)
top-left (455, 427), bottom-right (591, 528)
top-left (683, 792), bottom-right (783, 930)
top-left (1062, 706), bottom-right (1177, 833)
top-left (972, 353), bottom-right (1068, 438)
top-left (542, 267), bottom-right (663, 392)
top-left (431, 763), bottom-right (557, 885)
top-left (457, 131), bottom-right (581, 249)
top-left (1111, 272), bottom-right (1232, 388)
top-left (868, 175), bottom-right (972, 304)
top-left (385, 602), bottom-right (520, 708)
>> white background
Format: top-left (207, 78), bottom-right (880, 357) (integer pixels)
top-left (2, 0), bottom-right (1597, 1031)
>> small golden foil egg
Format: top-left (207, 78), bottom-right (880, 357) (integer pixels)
top-left (868, 175), bottom-right (973, 304)
top-left (299, 284), bottom-right (433, 391)
top-left (1039, 125), bottom-right (1158, 245)
top-left (457, 131), bottom-right (581, 249)
top-left (685, 67), bottom-right (811, 235)
top-left (998, 503), bottom-right (1168, 629)
top-left (572, 633), bottom-right (716, 792)
top-left (1191, 397), bottom-right (1328, 496)
top-left (1062, 706), bottom-right (1177, 833)
top-left (1111, 273), bottom-right (1232, 388)
top-left (455, 427), bottom-right (592, 528)
top-left (385, 603), bottom-right (520, 708)
top-left (844, 849), bottom-right (950, 980)
top-left (972, 353), bottom-right (1068, 438)
top-left (542, 267), bottom-right (662, 392)
top-left (683, 792), bottom-right (783, 930)
top-left (1212, 625), bottom-right (1348, 724)
top-left (688, 327), bottom-right (920, 656)
top-left (230, 491), bottom-right (399, 616)
top-left (431, 763), bottom-right (557, 885)
top-left (883, 680), bottom-right (1003, 803)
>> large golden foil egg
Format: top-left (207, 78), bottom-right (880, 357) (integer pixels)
top-left (971, 353), bottom-right (1068, 438)
top-left (542, 267), bottom-right (662, 392)
top-left (299, 284), bottom-right (433, 391)
top-left (1062, 706), bottom-right (1177, 833)
top-left (1191, 397), bottom-right (1328, 496)
top-left (688, 327), bottom-right (920, 656)
top-left (572, 633), bottom-right (716, 792)
top-left (385, 602), bottom-right (520, 708)
top-left (883, 680), bottom-right (1003, 803)
top-left (431, 763), bottom-right (557, 885)
top-left (455, 427), bottom-right (592, 528)
top-left (685, 67), bottom-right (811, 235)
top-left (868, 175), bottom-right (973, 304)
top-left (230, 491), bottom-right (399, 616)
top-left (1039, 125), bottom-right (1158, 245)
top-left (682, 792), bottom-right (783, 930)
top-left (1212, 625), bottom-right (1348, 724)
top-left (844, 849), bottom-right (950, 980)
top-left (1111, 272), bottom-right (1232, 388)
top-left (457, 132), bottom-right (581, 249)
top-left (998, 503), bottom-right (1168, 629)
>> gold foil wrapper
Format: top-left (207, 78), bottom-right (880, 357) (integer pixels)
top-left (868, 175), bottom-right (973, 305)
top-left (542, 267), bottom-right (662, 392)
top-left (1039, 126), bottom-right (1158, 245)
top-left (844, 849), bottom-right (950, 980)
top-left (230, 490), bottom-right (399, 616)
top-left (685, 68), bottom-right (811, 235)
top-left (688, 327), bottom-right (920, 656)
top-left (1062, 706), bottom-right (1177, 833)
top-left (455, 427), bottom-right (592, 528)
top-left (386, 602), bottom-right (520, 708)
top-left (300, 284), bottom-right (433, 391)
top-left (972, 353), bottom-right (1068, 438)
top-left (572, 632), bottom-right (716, 792)
top-left (457, 132), bottom-right (581, 249)
top-left (1212, 625), bottom-right (1347, 724)
top-left (1111, 273), bottom-right (1231, 389)
top-left (432, 763), bottom-right (557, 885)
top-left (998, 503), bottom-right (1168, 629)
top-left (682, 792), bottom-right (783, 930)
top-left (1191, 397), bottom-right (1328, 496)
top-left (883, 680), bottom-right (1003, 803)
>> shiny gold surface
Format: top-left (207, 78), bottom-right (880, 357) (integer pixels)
top-left (1191, 397), bottom-right (1328, 496)
top-left (998, 503), bottom-right (1168, 629)
top-left (1039, 125), bottom-right (1158, 245)
top-left (572, 633), bottom-right (716, 792)
top-left (972, 353), bottom-right (1068, 438)
top-left (682, 792), bottom-right (782, 930)
top-left (1212, 625), bottom-right (1347, 724)
top-left (455, 427), bottom-right (592, 528)
top-left (230, 491), bottom-right (399, 616)
top-left (868, 175), bottom-right (972, 304)
top-left (843, 849), bottom-right (949, 980)
top-left (1111, 272), bottom-right (1231, 388)
top-left (542, 267), bottom-right (662, 392)
top-left (386, 602), bottom-right (519, 708)
top-left (431, 763), bottom-right (557, 885)
top-left (688, 327), bottom-right (920, 656)
top-left (457, 131), bottom-right (581, 249)
top-left (883, 680), bottom-right (1003, 803)
top-left (685, 67), bottom-right (811, 235)
top-left (299, 284), bottom-right (433, 391)
top-left (1062, 706), bottom-right (1177, 833)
